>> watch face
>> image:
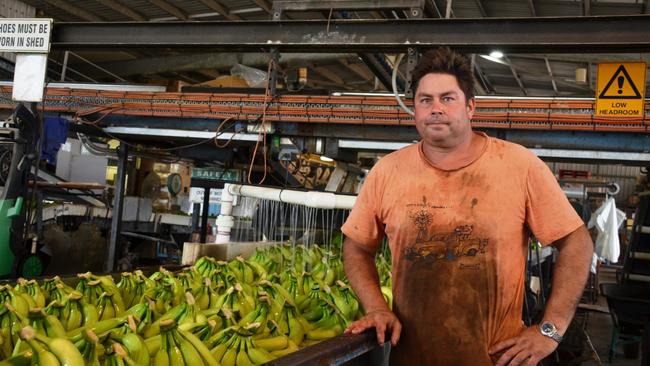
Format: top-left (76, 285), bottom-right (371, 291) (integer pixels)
top-left (541, 322), bottom-right (554, 334)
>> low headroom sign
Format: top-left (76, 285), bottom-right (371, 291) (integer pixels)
top-left (595, 62), bottom-right (647, 117)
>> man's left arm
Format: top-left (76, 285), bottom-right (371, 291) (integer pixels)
top-left (490, 225), bottom-right (593, 366)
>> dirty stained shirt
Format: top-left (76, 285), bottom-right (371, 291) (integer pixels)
top-left (341, 134), bottom-right (583, 365)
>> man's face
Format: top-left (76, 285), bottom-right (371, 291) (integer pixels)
top-left (413, 73), bottom-right (475, 148)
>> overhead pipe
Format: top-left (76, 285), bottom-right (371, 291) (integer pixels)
top-left (226, 184), bottom-right (357, 210)
top-left (214, 183), bottom-right (357, 243)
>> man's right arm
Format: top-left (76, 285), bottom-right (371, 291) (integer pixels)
top-left (343, 237), bottom-right (401, 346)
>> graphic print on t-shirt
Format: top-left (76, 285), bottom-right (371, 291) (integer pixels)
top-left (403, 196), bottom-right (488, 265)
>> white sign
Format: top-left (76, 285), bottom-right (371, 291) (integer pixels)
top-left (12, 53), bottom-right (47, 102)
top-left (189, 187), bottom-right (223, 204)
top-left (0, 19), bottom-right (52, 53)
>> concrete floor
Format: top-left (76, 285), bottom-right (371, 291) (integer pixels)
top-left (579, 267), bottom-right (643, 366)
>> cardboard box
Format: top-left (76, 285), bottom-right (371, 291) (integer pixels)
top-left (181, 241), bottom-right (281, 265)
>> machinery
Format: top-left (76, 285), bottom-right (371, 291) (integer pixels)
top-left (0, 104), bottom-right (47, 278)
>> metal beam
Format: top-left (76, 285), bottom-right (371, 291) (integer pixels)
top-left (309, 64), bottom-right (345, 85)
top-left (272, 0), bottom-right (424, 12)
top-left (252, 0), bottom-right (272, 14)
top-left (147, 0), bottom-right (188, 20)
top-left (105, 143), bottom-right (127, 273)
top-left (358, 53), bottom-right (400, 91)
top-left (527, 0), bottom-right (537, 16)
top-left (46, 0), bottom-right (104, 21)
top-left (424, 0), bottom-right (443, 18)
top-left (50, 16), bottom-right (650, 53)
top-left (338, 59), bottom-right (374, 81)
top-left (474, 0), bottom-right (487, 17)
top-left (72, 52), bottom-right (352, 79)
top-left (197, 0), bottom-right (242, 20)
top-left (503, 56), bottom-right (527, 96)
top-left (544, 57), bottom-right (558, 95)
top-left (445, 0), bottom-right (453, 18)
top-left (583, 0), bottom-right (591, 16)
top-left (97, 0), bottom-right (147, 21)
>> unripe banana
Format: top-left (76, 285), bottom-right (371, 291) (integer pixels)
top-left (177, 328), bottom-right (219, 366)
top-left (252, 335), bottom-right (288, 351)
top-left (247, 345), bottom-right (275, 364)
top-left (20, 326), bottom-right (84, 366)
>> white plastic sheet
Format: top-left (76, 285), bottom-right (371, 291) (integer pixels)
top-left (587, 197), bottom-right (625, 272)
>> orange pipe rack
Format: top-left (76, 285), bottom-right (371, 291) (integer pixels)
top-left (0, 86), bottom-right (648, 132)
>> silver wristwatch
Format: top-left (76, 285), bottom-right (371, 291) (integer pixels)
top-left (539, 321), bottom-right (563, 343)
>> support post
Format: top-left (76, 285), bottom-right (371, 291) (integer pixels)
top-left (105, 143), bottom-right (127, 273)
top-left (200, 188), bottom-right (210, 243)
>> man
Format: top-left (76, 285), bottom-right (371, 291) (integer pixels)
top-left (341, 47), bottom-right (593, 366)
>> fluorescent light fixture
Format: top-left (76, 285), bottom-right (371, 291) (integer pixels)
top-left (320, 156), bottom-right (334, 162)
top-left (489, 50), bottom-right (504, 59)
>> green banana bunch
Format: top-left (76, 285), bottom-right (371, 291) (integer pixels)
top-left (192, 279), bottom-right (220, 311)
top-left (274, 306), bottom-right (308, 346)
top-left (75, 329), bottom-right (101, 366)
top-left (96, 291), bottom-right (124, 322)
top-left (142, 284), bottom-right (175, 316)
top-left (124, 302), bottom-right (155, 336)
top-left (41, 277), bottom-right (74, 305)
top-left (193, 257), bottom-right (229, 278)
top-left (16, 328), bottom-right (61, 366)
top-left (0, 286), bottom-right (30, 319)
top-left (248, 248), bottom-right (279, 274)
top-left (209, 329), bottom-right (242, 366)
top-left (76, 279), bottom-right (103, 306)
top-left (334, 281), bottom-right (360, 321)
top-left (0, 305), bottom-right (27, 360)
top-left (47, 284), bottom-right (71, 305)
top-left (227, 257), bottom-right (256, 285)
top-left (161, 292), bottom-right (207, 327)
top-left (13, 279), bottom-right (46, 309)
top-left (109, 329), bottom-right (150, 366)
top-left (195, 319), bottom-right (219, 342)
top-left (255, 281), bottom-right (293, 317)
top-left (19, 326), bottom-right (84, 366)
top-left (205, 269), bottom-right (235, 295)
top-left (231, 284), bottom-right (256, 320)
top-left (116, 273), bottom-right (137, 310)
top-left (297, 283), bottom-right (323, 319)
top-left (175, 268), bottom-right (202, 292)
top-left (153, 319), bottom-right (219, 366)
top-left (58, 291), bottom-right (94, 333)
top-left (105, 343), bottom-right (140, 366)
top-left (236, 296), bottom-right (270, 332)
top-left (26, 308), bottom-right (67, 339)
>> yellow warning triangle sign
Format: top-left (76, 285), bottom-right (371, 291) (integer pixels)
top-left (598, 65), bottom-right (642, 99)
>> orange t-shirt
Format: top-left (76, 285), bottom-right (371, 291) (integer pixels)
top-left (341, 134), bottom-right (584, 365)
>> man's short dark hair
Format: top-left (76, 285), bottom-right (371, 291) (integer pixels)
top-left (410, 47), bottom-right (475, 102)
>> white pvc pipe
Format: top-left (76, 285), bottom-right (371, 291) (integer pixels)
top-left (215, 184), bottom-right (235, 243)
top-left (226, 183), bottom-right (357, 210)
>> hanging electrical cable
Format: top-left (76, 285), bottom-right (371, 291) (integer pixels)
top-left (392, 53), bottom-right (414, 116)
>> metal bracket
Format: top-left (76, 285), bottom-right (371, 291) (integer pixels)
top-left (405, 47), bottom-right (419, 98)
top-left (269, 48), bottom-right (280, 96)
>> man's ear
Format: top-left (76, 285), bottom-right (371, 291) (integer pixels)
top-left (466, 98), bottom-right (476, 119)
